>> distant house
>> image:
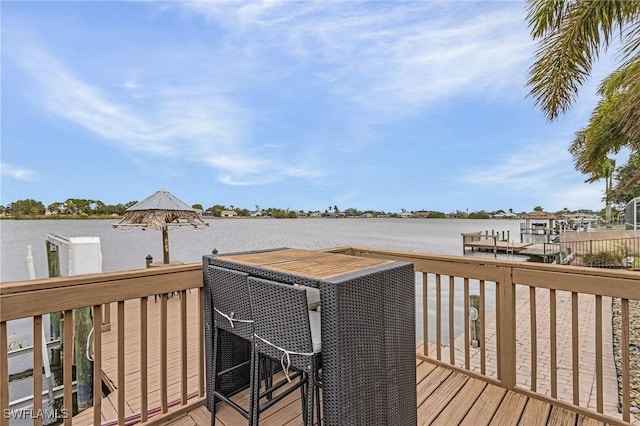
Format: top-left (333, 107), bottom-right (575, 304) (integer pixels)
top-left (624, 197), bottom-right (640, 230)
top-left (400, 211), bottom-right (414, 218)
top-left (493, 213), bottom-right (517, 219)
top-left (250, 211), bottom-right (263, 217)
top-left (221, 210), bottom-right (238, 217)
top-left (194, 209), bottom-right (213, 217)
top-left (309, 211), bottom-right (322, 218)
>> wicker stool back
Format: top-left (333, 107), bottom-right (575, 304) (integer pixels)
top-left (206, 266), bottom-right (304, 425)
top-left (205, 266), bottom-right (256, 424)
top-left (248, 277), bottom-right (322, 426)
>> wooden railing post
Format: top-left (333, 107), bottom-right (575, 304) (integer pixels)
top-left (497, 266), bottom-right (516, 389)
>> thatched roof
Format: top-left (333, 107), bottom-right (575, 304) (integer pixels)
top-left (522, 211), bottom-right (557, 220)
top-left (127, 189), bottom-right (193, 211)
top-left (113, 189), bottom-right (208, 230)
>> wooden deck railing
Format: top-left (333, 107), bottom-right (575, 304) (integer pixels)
top-left (325, 246), bottom-right (640, 425)
top-left (2, 247), bottom-right (639, 426)
top-left (0, 263), bottom-right (204, 426)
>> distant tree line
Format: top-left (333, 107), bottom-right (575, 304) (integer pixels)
top-left (0, 198), bottom-right (607, 220)
top-left (0, 198), bottom-right (138, 217)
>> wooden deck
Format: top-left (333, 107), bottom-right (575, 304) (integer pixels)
top-left (5, 248), bottom-right (638, 426)
top-left (164, 348), bottom-right (609, 426)
top-left (68, 291), bottom-right (613, 426)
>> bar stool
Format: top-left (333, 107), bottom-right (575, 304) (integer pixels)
top-left (206, 266), bottom-right (304, 425)
top-left (248, 276), bottom-right (323, 426)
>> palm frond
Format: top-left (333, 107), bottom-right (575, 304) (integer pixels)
top-left (527, 0), bottom-right (569, 39)
top-left (527, 0), bottom-right (638, 120)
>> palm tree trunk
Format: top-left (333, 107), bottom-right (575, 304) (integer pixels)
top-left (162, 227), bottom-right (170, 264)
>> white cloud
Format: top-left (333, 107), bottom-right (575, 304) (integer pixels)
top-left (175, 1), bottom-right (533, 114)
top-left (461, 143), bottom-right (571, 188)
top-left (9, 44), bottom-right (324, 185)
top-left (545, 183), bottom-right (604, 211)
top-left (0, 163), bottom-right (36, 180)
top-left (459, 141), bottom-right (607, 210)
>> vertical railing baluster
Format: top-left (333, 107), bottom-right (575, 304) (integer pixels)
top-left (160, 294), bottom-right (168, 413)
top-left (622, 298), bottom-right (630, 422)
top-left (140, 297), bottom-right (148, 422)
top-left (423, 272), bottom-right (429, 357)
top-left (463, 278), bottom-right (470, 370)
top-left (0, 321), bottom-right (8, 426)
top-left (572, 292), bottom-right (579, 405)
top-left (118, 301), bottom-right (125, 426)
top-left (595, 295), bottom-right (603, 413)
top-left (529, 287), bottom-right (537, 392)
top-left (63, 310), bottom-right (73, 426)
top-left (495, 279), bottom-right (502, 380)
top-left (103, 303), bottom-right (111, 331)
top-left (198, 288), bottom-right (205, 398)
top-left (93, 305), bottom-right (102, 426)
top-left (181, 290), bottom-right (188, 405)
top-left (550, 289), bottom-right (557, 399)
top-left (33, 315), bottom-right (43, 426)
top-left (449, 276), bottom-right (455, 365)
top-left (479, 280), bottom-right (486, 375)
top-left (436, 274), bottom-right (442, 361)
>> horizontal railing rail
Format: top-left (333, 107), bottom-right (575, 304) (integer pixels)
top-left (1, 263), bottom-right (204, 426)
top-left (325, 246), bottom-right (640, 426)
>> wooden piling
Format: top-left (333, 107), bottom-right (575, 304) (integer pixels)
top-left (162, 228), bottom-right (170, 264)
top-left (46, 241), bottom-right (62, 366)
top-left (74, 306), bottom-right (93, 410)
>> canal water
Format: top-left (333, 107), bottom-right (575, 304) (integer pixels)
top-left (1, 217), bottom-right (525, 419)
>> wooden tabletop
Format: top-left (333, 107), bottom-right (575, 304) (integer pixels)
top-left (221, 248), bottom-right (394, 280)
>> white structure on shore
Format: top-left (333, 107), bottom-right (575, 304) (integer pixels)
top-left (625, 197), bottom-right (640, 230)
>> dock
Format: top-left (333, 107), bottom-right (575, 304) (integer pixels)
top-left (461, 232), bottom-right (562, 263)
top-left (461, 232), bottom-right (529, 254)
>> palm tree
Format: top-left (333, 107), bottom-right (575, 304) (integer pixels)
top-left (569, 123), bottom-right (617, 223)
top-left (611, 149), bottom-right (640, 204)
top-left (527, 0), bottom-right (640, 190)
top-left (527, 0), bottom-right (640, 122)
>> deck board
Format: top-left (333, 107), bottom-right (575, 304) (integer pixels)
top-left (519, 398), bottom-right (551, 425)
top-left (417, 371), bottom-right (469, 424)
top-left (431, 377), bottom-right (487, 425)
top-left (488, 391), bottom-right (528, 425)
top-left (548, 406), bottom-right (578, 425)
top-left (417, 365), bottom-right (453, 403)
top-left (459, 383), bottom-right (507, 426)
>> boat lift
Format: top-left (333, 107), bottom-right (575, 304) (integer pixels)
top-left (7, 235), bottom-right (102, 412)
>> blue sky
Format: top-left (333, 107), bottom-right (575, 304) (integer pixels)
top-left (1, 1), bottom-right (624, 213)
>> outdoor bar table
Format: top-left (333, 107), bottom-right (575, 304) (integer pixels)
top-left (203, 248), bottom-right (417, 425)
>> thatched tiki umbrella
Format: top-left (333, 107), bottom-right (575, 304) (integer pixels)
top-left (113, 189), bottom-right (208, 264)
